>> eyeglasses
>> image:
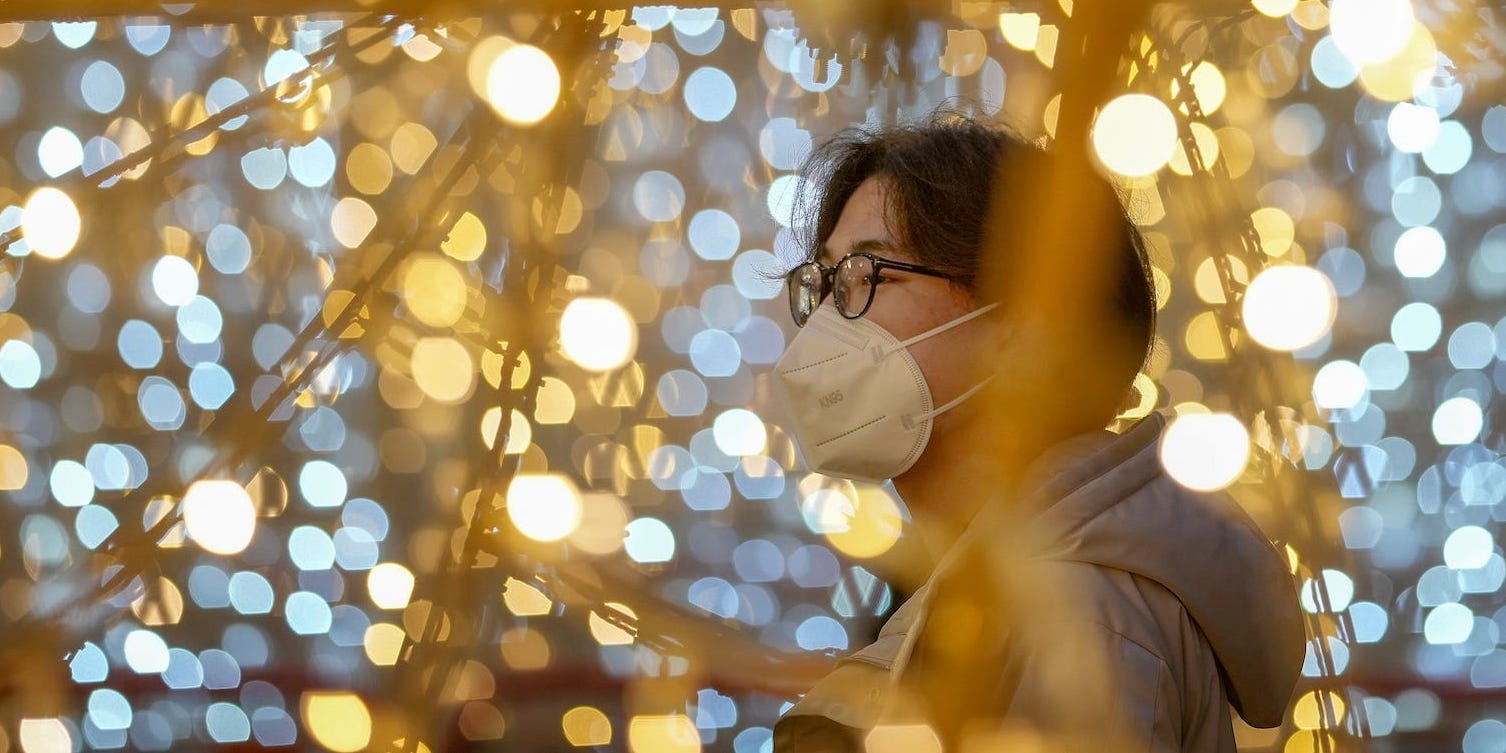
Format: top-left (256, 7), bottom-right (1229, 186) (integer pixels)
top-left (785, 251), bottom-right (953, 327)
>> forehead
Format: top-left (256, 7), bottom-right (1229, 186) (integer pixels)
top-left (819, 178), bottom-right (912, 264)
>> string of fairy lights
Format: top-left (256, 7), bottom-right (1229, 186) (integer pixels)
top-left (0, 1), bottom-right (1502, 751)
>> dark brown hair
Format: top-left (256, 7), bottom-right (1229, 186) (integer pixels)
top-left (791, 108), bottom-right (1157, 385)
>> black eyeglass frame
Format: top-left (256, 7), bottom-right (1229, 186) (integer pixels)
top-left (785, 251), bottom-right (953, 327)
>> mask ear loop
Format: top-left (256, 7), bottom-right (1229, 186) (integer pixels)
top-left (912, 374), bottom-right (995, 425)
top-left (898, 302), bottom-right (1005, 425)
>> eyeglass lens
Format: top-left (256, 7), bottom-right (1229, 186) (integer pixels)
top-left (833, 254), bottom-right (874, 318)
top-left (788, 255), bottom-right (882, 326)
top-left (787, 263), bottom-right (824, 327)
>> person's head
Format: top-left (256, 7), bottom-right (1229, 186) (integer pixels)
top-left (773, 109), bottom-right (1156, 484)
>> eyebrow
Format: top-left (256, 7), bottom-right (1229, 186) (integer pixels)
top-left (818, 238), bottom-right (895, 264)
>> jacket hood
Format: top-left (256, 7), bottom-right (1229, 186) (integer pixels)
top-left (1013, 410), bottom-right (1306, 729)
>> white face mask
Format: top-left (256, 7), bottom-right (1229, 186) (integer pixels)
top-left (772, 302), bottom-right (999, 483)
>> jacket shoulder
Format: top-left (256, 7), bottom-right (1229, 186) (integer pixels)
top-left (1016, 559), bottom-right (1181, 664)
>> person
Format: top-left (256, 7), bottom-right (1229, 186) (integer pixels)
top-left (768, 110), bottom-right (1304, 751)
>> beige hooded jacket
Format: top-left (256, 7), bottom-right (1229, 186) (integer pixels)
top-left (773, 410), bottom-right (1306, 751)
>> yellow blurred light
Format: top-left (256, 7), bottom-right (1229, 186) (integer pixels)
top-left (1284, 731), bottom-right (1335, 753)
top-left (480, 407), bottom-right (531, 454)
top-left (1168, 121), bottom-right (1221, 175)
top-left (1291, 0), bottom-right (1330, 30)
top-left (0, 444), bottom-right (28, 490)
top-left (1292, 690), bottom-right (1346, 730)
top-left (20, 718), bottom-right (72, 753)
top-left (569, 493), bottom-right (630, 556)
top-left (450, 660), bottom-right (496, 702)
top-left (181, 479), bottom-right (256, 556)
top-left (331, 197), bottom-right (377, 249)
top-left (300, 692), bottom-right (372, 753)
top-left (468, 35), bottom-right (516, 98)
top-left (588, 602), bottom-right (637, 646)
top-left (1252, 0), bottom-right (1297, 17)
top-left (133, 576), bottom-right (185, 626)
top-left (443, 211), bottom-right (488, 261)
top-left (560, 297), bottom-right (638, 372)
top-left (502, 577), bottom-right (552, 616)
top-left (1042, 93), bottom-right (1061, 138)
top-left (390, 122), bottom-right (438, 175)
top-left (998, 12), bottom-right (1040, 51)
top-left (320, 289), bottom-right (364, 340)
top-left (1242, 265), bottom-right (1337, 351)
top-left (866, 724), bottom-right (943, 753)
top-left (402, 32), bottom-right (443, 62)
top-left (1117, 373), bottom-right (1159, 420)
top-left (506, 473), bottom-right (583, 542)
top-left (1216, 126), bottom-right (1255, 178)
top-left (482, 348), bottom-right (531, 390)
top-left (368, 562), bottom-right (415, 609)
top-left (939, 29), bottom-right (987, 77)
top-left (1193, 255), bottom-right (1248, 305)
top-left (402, 601), bottom-right (451, 641)
top-left (402, 255), bottom-right (468, 328)
top-left (1091, 94), bottom-right (1178, 178)
top-left (534, 377), bottom-right (576, 424)
top-left (1159, 412), bottom-right (1251, 492)
top-left (1356, 22), bottom-right (1437, 103)
top-left (1329, 0), bottom-right (1414, 64)
top-left (1034, 23), bottom-right (1059, 68)
top-left (531, 185), bottom-right (585, 235)
top-left (563, 706), bottom-right (613, 747)
top-left (362, 622), bottom-right (405, 666)
top-left (1172, 62), bottom-right (1226, 115)
top-left (615, 26), bottom-right (651, 63)
top-left (411, 337), bottom-right (475, 403)
top-left (346, 142), bottom-right (393, 195)
top-left (22, 187), bottom-right (81, 259)
top-left (1251, 206), bottom-right (1296, 257)
top-left (801, 487), bottom-right (858, 535)
top-left (628, 714), bottom-right (700, 753)
top-left (484, 44), bottom-right (560, 126)
top-left (1151, 267), bottom-right (1171, 310)
top-left (499, 625), bottom-right (551, 670)
top-left (826, 486), bottom-right (904, 559)
top-left (458, 701), bottom-right (507, 741)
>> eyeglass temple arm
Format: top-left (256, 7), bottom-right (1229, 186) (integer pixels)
top-left (875, 258), bottom-right (951, 280)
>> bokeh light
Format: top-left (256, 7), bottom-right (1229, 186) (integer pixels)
top-left (506, 473), bottom-right (584, 543)
top-left (1328, 0), bottom-right (1415, 65)
top-left (1158, 412), bottom-right (1252, 492)
top-left (1241, 265), bottom-right (1337, 351)
top-left (484, 43), bottom-right (560, 125)
top-left (299, 692), bottom-right (371, 753)
top-left (559, 297), bottom-right (638, 372)
top-left (1091, 93), bottom-right (1178, 177)
top-left (21, 187), bottom-right (81, 259)
top-left (182, 479), bottom-right (256, 556)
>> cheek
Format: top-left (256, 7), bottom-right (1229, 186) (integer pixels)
top-left (862, 284), bottom-right (958, 342)
top-left (907, 331), bottom-right (984, 399)
top-left (866, 286), bottom-right (986, 400)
